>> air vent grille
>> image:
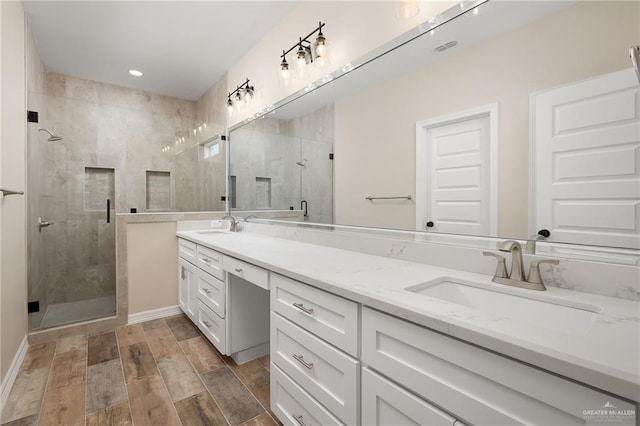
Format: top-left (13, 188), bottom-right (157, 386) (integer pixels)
top-left (435, 40), bottom-right (458, 52)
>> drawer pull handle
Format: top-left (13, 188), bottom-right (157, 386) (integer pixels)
top-left (234, 267), bottom-right (243, 273)
top-left (293, 302), bottom-right (314, 316)
top-left (292, 414), bottom-right (306, 426)
top-left (203, 320), bottom-right (212, 327)
top-left (202, 258), bottom-right (212, 264)
top-left (292, 354), bottom-right (314, 370)
top-left (202, 288), bottom-right (212, 294)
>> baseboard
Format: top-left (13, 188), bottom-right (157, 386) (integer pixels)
top-left (0, 335), bottom-right (29, 411)
top-left (127, 305), bottom-right (182, 324)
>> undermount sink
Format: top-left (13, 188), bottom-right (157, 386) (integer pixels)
top-left (196, 230), bottom-right (227, 235)
top-left (406, 278), bottom-right (601, 335)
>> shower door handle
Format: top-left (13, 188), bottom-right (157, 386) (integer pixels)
top-left (38, 217), bottom-right (53, 231)
top-left (106, 199), bottom-right (110, 223)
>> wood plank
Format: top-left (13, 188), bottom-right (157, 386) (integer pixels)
top-left (39, 383), bottom-right (85, 426)
top-left (0, 414), bottom-right (38, 426)
top-left (179, 336), bottom-right (225, 374)
top-left (127, 376), bottom-right (181, 426)
top-left (257, 355), bottom-right (270, 372)
top-left (144, 326), bottom-right (181, 360)
top-left (242, 413), bottom-right (278, 426)
top-left (19, 341), bottom-right (56, 372)
top-left (165, 315), bottom-right (201, 341)
top-left (141, 319), bottom-right (167, 331)
top-left (202, 366), bottom-right (264, 425)
top-left (121, 341), bottom-right (159, 383)
top-left (48, 348), bottom-right (86, 390)
top-left (56, 334), bottom-right (88, 354)
top-left (115, 324), bottom-right (146, 348)
top-left (0, 369), bottom-right (49, 423)
top-left (87, 331), bottom-right (119, 366)
top-left (86, 359), bottom-right (128, 413)
top-left (156, 353), bottom-right (205, 402)
top-left (230, 360), bottom-right (273, 420)
top-left (86, 401), bottom-right (133, 426)
top-left (174, 391), bottom-right (228, 426)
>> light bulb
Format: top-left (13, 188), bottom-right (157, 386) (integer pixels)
top-left (244, 86), bottom-right (254, 105)
top-left (315, 31), bottom-right (327, 57)
top-left (234, 91), bottom-right (243, 110)
top-left (226, 98), bottom-right (234, 118)
top-left (397, 0), bottom-right (420, 19)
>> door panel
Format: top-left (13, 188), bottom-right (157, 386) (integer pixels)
top-left (533, 68), bottom-right (640, 249)
top-left (418, 114), bottom-right (492, 235)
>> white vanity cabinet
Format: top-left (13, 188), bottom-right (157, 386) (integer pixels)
top-left (270, 273), bottom-right (360, 425)
top-left (178, 257), bottom-right (197, 321)
top-left (361, 307), bottom-right (637, 426)
top-left (178, 237), bottom-right (271, 363)
top-left (178, 238), bottom-right (227, 354)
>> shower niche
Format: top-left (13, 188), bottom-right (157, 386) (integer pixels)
top-left (146, 170), bottom-right (172, 211)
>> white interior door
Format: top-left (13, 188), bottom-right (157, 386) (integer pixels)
top-left (532, 68), bottom-right (640, 249)
top-left (416, 105), bottom-right (496, 236)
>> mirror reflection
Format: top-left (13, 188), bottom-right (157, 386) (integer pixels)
top-left (229, 1), bottom-right (640, 257)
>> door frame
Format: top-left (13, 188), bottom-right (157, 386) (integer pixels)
top-left (415, 103), bottom-right (498, 234)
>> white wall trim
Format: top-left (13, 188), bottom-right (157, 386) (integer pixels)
top-left (127, 305), bottom-right (182, 324)
top-left (415, 103), bottom-right (499, 234)
top-left (0, 335), bottom-right (28, 411)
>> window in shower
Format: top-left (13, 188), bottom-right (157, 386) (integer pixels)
top-left (146, 170), bottom-right (171, 211)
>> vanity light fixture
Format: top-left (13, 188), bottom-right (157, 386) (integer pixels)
top-left (226, 78), bottom-right (254, 118)
top-left (279, 22), bottom-right (328, 83)
top-left (128, 69), bottom-right (143, 77)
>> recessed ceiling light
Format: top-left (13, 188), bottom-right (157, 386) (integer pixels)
top-left (129, 69), bottom-right (143, 77)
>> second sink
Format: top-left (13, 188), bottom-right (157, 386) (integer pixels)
top-left (406, 278), bottom-right (600, 336)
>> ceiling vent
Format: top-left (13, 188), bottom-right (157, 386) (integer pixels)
top-left (435, 40), bottom-right (458, 52)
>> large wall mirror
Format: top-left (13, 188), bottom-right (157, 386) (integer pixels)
top-left (229, 0), bottom-right (640, 264)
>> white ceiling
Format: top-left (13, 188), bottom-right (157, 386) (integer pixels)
top-left (22, 1), bottom-right (297, 101)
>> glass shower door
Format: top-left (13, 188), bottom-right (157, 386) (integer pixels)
top-left (27, 101), bottom-right (117, 330)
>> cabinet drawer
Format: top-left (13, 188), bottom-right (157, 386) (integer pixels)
top-left (362, 307), bottom-right (636, 426)
top-left (196, 301), bottom-right (226, 354)
top-left (271, 313), bottom-right (359, 425)
top-left (362, 367), bottom-right (456, 426)
top-left (271, 273), bottom-right (358, 357)
top-left (178, 238), bottom-right (197, 263)
top-left (196, 245), bottom-right (224, 280)
top-left (223, 255), bottom-right (269, 290)
top-left (271, 363), bottom-right (345, 426)
top-left (197, 269), bottom-right (225, 318)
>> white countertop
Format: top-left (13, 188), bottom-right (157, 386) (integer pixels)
top-left (177, 229), bottom-right (640, 402)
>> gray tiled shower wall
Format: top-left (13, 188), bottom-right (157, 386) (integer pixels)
top-left (27, 71), bottom-right (226, 324)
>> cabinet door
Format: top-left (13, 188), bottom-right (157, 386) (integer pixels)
top-left (178, 258), bottom-right (197, 321)
top-left (271, 313), bottom-right (359, 425)
top-left (362, 367), bottom-right (456, 426)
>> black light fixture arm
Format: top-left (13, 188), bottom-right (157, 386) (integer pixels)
top-left (280, 21), bottom-right (325, 60)
top-left (227, 78), bottom-right (252, 100)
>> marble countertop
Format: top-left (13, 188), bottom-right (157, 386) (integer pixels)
top-left (177, 229), bottom-right (640, 402)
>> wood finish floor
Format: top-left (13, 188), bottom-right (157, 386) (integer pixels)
top-left (1, 314), bottom-right (278, 426)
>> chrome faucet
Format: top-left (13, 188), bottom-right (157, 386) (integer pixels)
top-left (483, 240), bottom-right (559, 291)
top-left (222, 215), bottom-right (241, 232)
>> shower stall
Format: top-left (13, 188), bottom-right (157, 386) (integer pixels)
top-left (26, 72), bottom-right (202, 330)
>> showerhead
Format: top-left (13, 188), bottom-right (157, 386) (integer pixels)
top-left (38, 128), bottom-right (63, 142)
